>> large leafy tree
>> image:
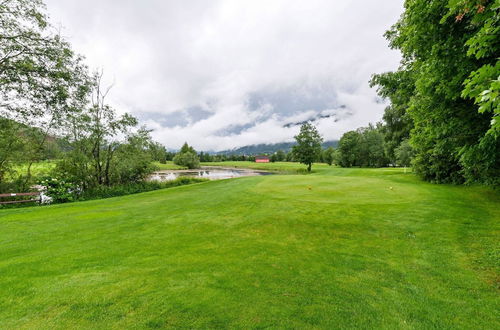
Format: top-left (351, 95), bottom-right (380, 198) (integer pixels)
top-left (1, 0), bottom-right (90, 122)
top-left (173, 142), bottom-right (200, 169)
top-left (0, 0), bottom-right (91, 187)
top-left (57, 72), bottom-right (138, 188)
top-left (292, 122), bottom-right (323, 172)
top-left (337, 125), bottom-right (389, 168)
top-left (371, 0), bottom-right (499, 184)
top-left (450, 0), bottom-right (499, 184)
top-left (322, 146), bottom-right (335, 166)
top-left (370, 70), bottom-right (415, 164)
top-left (338, 130), bottom-right (361, 167)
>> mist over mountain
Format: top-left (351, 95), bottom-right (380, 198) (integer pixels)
top-left (214, 141), bottom-right (339, 155)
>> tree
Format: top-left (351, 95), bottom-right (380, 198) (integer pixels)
top-left (357, 124), bottom-right (388, 167)
top-left (57, 72), bottom-right (138, 189)
top-left (0, 118), bottom-right (26, 186)
top-left (1, 0), bottom-right (92, 189)
top-left (450, 1), bottom-right (500, 185)
top-left (292, 123), bottom-right (323, 172)
top-left (337, 125), bottom-right (389, 168)
top-left (179, 142), bottom-right (196, 154)
top-left (370, 70), bottom-right (415, 163)
top-left (112, 128), bottom-right (156, 184)
top-left (322, 147), bottom-right (335, 166)
top-left (173, 152), bottom-right (200, 169)
top-left (149, 142), bottom-right (168, 164)
top-left (371, 0), bottom-right (499, 184)
top-left (173, 142), bottom-right (200, 169)
top-left (276, 150), bottom-right (286, 162)
top-left (395, 139), bottom-right (414, 167)
top-left (338, 131), bottom-right (361, 167)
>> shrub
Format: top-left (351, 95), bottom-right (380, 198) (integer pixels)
top-left (173, 152), bottom-right (200, 169)
top-left (77, 177), bottom-right (207, 201)
top-left (39, 176), bottom-right (79, 203)
top-left (395, 139), bottom-right (414, 167)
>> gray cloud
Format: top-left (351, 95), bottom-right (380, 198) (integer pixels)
top-left (45, 0), bottom-right (403, 151)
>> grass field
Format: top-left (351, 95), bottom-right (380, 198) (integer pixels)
top-left (0, 165), bottom-right (498, 328)
top-left (152, 161), bottom-right (186, 171)
top-left (7, 160), bottom-right (56, 180)
top-left (202, 161), bottom-right (323, 173)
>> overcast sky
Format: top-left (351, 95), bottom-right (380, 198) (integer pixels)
top-left (45, 0), bottom-right (403, 151)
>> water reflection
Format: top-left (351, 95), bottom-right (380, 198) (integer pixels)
top-left (150, 168), bottom-right (270, 182)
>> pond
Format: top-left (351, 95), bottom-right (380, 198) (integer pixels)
top-left (149, 167), bottom-right (272, 182)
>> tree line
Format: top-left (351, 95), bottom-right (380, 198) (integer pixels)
top-left (370, 0), bottom-right (498, 185)
top-left (0, 0), bottom-right (165, 194)
top-left (1, 0), bottom-right (497, 192)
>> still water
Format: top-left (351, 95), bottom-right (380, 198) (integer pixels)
top-left (150, 167), bottom-right (271, 182)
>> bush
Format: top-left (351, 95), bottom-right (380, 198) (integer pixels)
top-left (77, 177), bottom-right (207, 201)
top-left (173, 152), bottom-right (200, 169)
top-left (39, 176), bottom-right (79, 203)
top-left (395, 139), bottom-right (414, 167)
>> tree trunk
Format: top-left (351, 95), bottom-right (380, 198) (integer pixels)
top-left (307, 163), bottom-right (312, 172)
top-left (104, 145), bottom-right (113, 186)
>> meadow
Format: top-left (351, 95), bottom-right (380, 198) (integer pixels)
top-left (202, 161), bottom-right (317, 173)
top-left (152, 161), bottom-right (187, 171)
top-left (7, 161), bottom-right (56, 181)
top-left (0, 165), bottom-right (498, 328)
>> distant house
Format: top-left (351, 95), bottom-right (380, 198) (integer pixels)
top-left (255, 156), bottom-right (270, 163)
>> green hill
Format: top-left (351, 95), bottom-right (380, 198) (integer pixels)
top-left (214, 141), bottom-right (339, 155)
top-left (0, 164), bottom-right (498, 328)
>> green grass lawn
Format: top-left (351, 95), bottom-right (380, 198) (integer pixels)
top-left (152, 161), bottom-right (187, 171)
top-left (202, 160), bottom-right (327, 172)
top-left (7, 160), bottom-right (57, 180)
top-left (0, 165), bottom-right (498, 328)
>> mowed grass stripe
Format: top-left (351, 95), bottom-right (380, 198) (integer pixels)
top-left (0, 167), bottom-right (498, 328)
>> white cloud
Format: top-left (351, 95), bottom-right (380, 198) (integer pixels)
top-left (45, 0), bottom-right (403, 151)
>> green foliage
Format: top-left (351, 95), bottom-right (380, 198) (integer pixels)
top-left (394, 139), bottom-right (414, 167)
top-left (357, 125), bottom-right (388, 167)
top-left (179, 142), bottom-right (196, 154)
top-left (1, 0), bottom-right (89, 125)
top-left (371, 0), bottom-right (499, 184)
top-left (39, 176), bottom-right (77, 203)
top-left (338, 131), bottom-right (360, 167)
top-left (54, 72), bottom-right (153, 190)
top-left (173, 143), bottom-right (200, 169)
top-left (338, 125), bottom-right (389, 168)
top-left (271, 149), bottom-right (286, 163)
top-left (148, 142), bottom-right (169, 163)
top-left (292, 123), bottom-right (323, 172)
top-left (56, 126), bottom-right (157, 189)
top-left (110, 129), bottom-right (157, 184)
top-left (0, 0), bottom-right (92, 188)
top-left (36, 175), bottom-right (205, 204)
top-left (462, 62), bottom-right (499, 137)
top-left (0, 119), bottom-right (25, 184)
top-left (322, 146), bottom-right (335, 165)
top-left (370, 70), bottom-right (415, 163)
top-left (173, 152), bottom-right (200, 169)
top-left (77, 177), bottom-right (206, 201)
top-left (153, 161), bottom-right (186, 170)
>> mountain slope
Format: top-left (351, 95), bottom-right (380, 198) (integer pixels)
top-left (215, 140), bottom-right (338, 155)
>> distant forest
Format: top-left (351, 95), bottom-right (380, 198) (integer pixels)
top-left (214, 141), bottom-right (339, 156)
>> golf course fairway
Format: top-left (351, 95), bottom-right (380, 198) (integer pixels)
top-left (0, 165), bottom-right (498, 328)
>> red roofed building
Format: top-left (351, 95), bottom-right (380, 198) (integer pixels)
top-left (255, 156), bottom-right (270, 163)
